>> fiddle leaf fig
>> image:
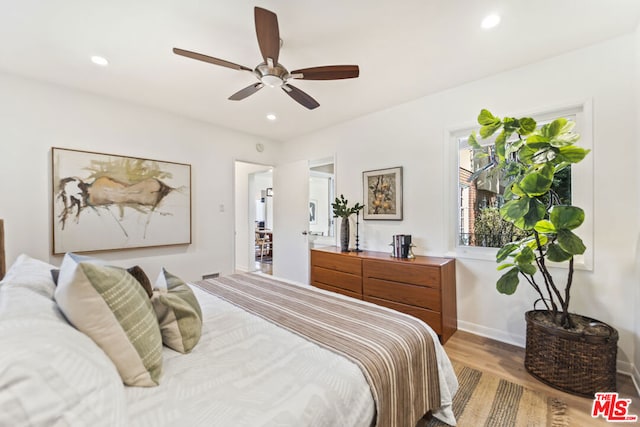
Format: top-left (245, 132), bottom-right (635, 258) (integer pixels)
top-left (468, 108), bottom-right (589, 329)
top-left (545, 118), bottom-right (567, 137)
top-left (514, 246), bottom-right (535, 264)
top-left (497, 268), bottom-right (520, 295)
top-left (547, 243), bottom-right (573, 262)
top-left (496, 243), bottom-right (519, 262)
top-left (534, 220), bottom-right (556, 233)
top-left (478, 109), bottom-right (499, 126)
top-left (501, 198), bottom-right (530, 221)
top-left (524, 134), bottom-right (550, 149)
top-left (518, 263), bottom-right (537, 275)
top-left (550, 206), bottom-right (584, 230)
top-left (557, 229), bottom-right (586, 255)
top-left (468, 131), bottom-right (483, 150)
top-left (518, 117), bottom-right (537, 134)
top-left (556, 146), bottom-right (590, 163)
top-left (519, 172), bottom-right (553, 196)
top-left (514, 199), bottom-right (546, 230)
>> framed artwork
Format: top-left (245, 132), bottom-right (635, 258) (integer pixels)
top-left (51, 147), bottom-right (192, 254)
top-left (266, 187), bottom-right (273, 197)
top-left (363, 166), bottom-right (403, 220)
top-left (309, 200), bottom-right (317, 224)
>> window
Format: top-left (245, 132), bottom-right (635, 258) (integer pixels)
top-left (446, 101), bottom-right (593, 269)
top-left (457, 115), bottom-right (574, 248)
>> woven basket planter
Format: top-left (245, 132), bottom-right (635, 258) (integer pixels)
top-left (524, 310), bottom-right (618, 398)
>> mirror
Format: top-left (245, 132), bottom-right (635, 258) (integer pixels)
top-left (309, 159), bottom-right (335, 239)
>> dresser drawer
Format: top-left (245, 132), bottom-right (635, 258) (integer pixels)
top-left (312, 266), bottom-right (362, 294)
top-left (314, 282), bottom-right (362, 300)
top-left (364, 278), bottom-right (441, 312)
top-left (364, 296), bottom-right (442, 334)
top-left (312, 251), bottom-right (362, 275)
top-left (363, 259), bottom-right (440, 288)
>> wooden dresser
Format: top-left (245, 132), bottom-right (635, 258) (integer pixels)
top-left (310, 247), bottom-right (457, 343)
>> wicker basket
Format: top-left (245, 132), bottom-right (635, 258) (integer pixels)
top-left (524, 310), bottom-right (618, 398)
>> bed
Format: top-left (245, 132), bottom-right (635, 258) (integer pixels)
top-left (0, 250), bottom-right (458, 426)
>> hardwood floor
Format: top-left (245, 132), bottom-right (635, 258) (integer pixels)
top-left (253, 259), bottom-right (272, 275)
top-left (444, 330), bottom-right (639, 426)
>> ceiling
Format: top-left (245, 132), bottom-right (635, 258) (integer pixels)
top-left (2, 1), bottom-right (640, 142)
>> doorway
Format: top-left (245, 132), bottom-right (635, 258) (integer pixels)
top-left (234, 161), bottom-right (273, 274)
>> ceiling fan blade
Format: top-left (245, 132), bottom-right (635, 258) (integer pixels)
top-left (254, 7), bottom-right (280, 65)
top-left (173, 48), bottom-right (253, 72)
top-left (282, 84), bottom-right (320, 110)
top-left (290, 65), bottom-right (360, 80)
top-left (229, 82), bottom-right (264, 101)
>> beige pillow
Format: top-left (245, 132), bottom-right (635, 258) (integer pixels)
top-left (152, 268), bottom-right (202, 353)
top-left (55, 253), bottom-right (163, 387)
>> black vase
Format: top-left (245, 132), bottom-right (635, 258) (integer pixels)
top-left (340, 217), bottom-right (350, 252)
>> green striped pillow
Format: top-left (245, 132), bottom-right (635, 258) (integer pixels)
top-left (55, 253), bottom-right (163, 387)
top-left (152, 268), bottom-right (202, 353)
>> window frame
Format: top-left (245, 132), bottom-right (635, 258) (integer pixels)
top-left (443, 100), bottom-right (594, 271)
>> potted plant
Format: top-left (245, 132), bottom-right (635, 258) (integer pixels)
top-left (331, 194), bottom-right (363, 252)
top-left (468, 109), bottom-right (618, 397)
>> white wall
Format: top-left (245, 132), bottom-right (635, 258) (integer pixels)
top-left (634, 23), bottom-right (640, 390)
top-left (0, 71), bottom-right (280, 282)
top-left (281, 35), bottom-right (639, 373)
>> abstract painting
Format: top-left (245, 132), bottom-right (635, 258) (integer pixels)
top-left (52, 147), bottom-right (191, 254)
top-left (363, 166), bottom-right (403, 220)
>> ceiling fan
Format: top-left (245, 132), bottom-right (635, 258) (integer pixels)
top-left (173, 6), bottom-right (359, 110)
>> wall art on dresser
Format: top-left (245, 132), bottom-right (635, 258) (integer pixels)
top-left (362, 166), bottom-right (403, 220)
top-left (51, 147), bottom-right (191, 254)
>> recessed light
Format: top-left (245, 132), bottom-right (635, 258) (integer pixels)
top-left (481, 14), bottom-right (501, 30)
top-left (91, 55), bottom-right (109, 66)
top-left (266, 113), bottom-right (277, 121)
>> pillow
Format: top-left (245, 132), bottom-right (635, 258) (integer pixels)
top-left (152, 268), bottom-right (203, 353)
top-left (55, 253), bottom-right (163, 387)
top-left (54, 265), bottom-right (154, 298)
top-left (127, 265), bottom-right (153, 298)
top-left (0, 254), bottom-right (57, 299)
top-left (0, 259), bottom-right (127, 426)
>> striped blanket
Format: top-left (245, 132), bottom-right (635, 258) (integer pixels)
top-left (194, 274), bottom-right (442, 427)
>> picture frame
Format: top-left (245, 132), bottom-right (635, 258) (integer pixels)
top-left (266, 187), bottom-right (273, 197)
top-left (362, 166), bottom-right (403, 220)
top-left (309, 200), bottom-right (317, 224)
top-left (51, 147), bottom-right (192, 254)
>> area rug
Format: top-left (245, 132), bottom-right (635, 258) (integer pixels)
top-left (427, 362), bottom-right (569, 427)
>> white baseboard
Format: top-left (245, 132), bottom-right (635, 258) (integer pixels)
top-left (458, 320), bottom-right (525, 348)
top-left (458, 320), bottom-right (637, 382)
top-left (632, 364), bottom-right (640, 396)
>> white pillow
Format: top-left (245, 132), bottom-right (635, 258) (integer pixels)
top-left (0, 254), bottom-right (57, 299)
top-left (55, 253), bottom-right (163, 387)
top-left (0, 258), bottom-right (127, 426)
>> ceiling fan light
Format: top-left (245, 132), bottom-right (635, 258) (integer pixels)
top-left (261, 74), bottom-right (283, 87)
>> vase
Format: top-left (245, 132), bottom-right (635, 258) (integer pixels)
top-left (524, 310), bottom-right (618, 397)
top-left (340, 217), bottom-right (350, 252)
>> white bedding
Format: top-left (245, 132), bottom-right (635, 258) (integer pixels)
top-left (126, 283), bottom-right (458, 427)
top-left (125, 285), bottom-right (376, 427)
top-left (0, 255), bottom-right (457, 427)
